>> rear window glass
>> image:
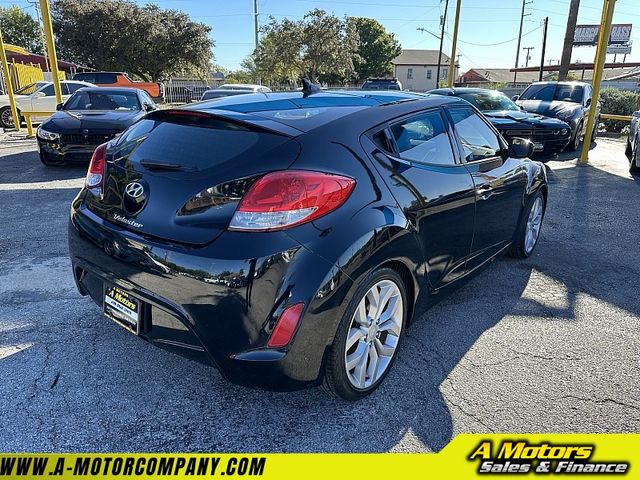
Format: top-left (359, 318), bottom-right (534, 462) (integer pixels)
top-left (96, 73), bottom-right (118, 84)
top-left (112, 117), bottom-right (290, 171)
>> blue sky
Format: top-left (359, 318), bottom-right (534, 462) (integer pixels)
top-left (3, 0), bottom-right (639, 73)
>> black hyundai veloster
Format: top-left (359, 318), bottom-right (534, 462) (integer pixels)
top-left (69, 87), bottom-right (547, 400)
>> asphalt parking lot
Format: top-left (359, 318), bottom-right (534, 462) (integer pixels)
top-left (0, 133), bottom-right (639, 453)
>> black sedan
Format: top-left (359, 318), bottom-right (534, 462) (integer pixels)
top-left (68, 89), bottom-right (547, 400)
top-left (514, 81), bottom-right (601, 152)
top-left (430, 87), bottom-right (571, 159)
top-left (36, 87), bottom-right (156, 166)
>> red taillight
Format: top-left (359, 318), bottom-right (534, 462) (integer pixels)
top-left (267, 303), bottom-right (305, 348)
top-left (85, 143), bottom-right (107, 190)
top-left (229, 170), bottom-right (355, 231)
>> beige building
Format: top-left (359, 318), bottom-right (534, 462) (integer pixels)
top-left (391, 49), bottom-right (459, 92)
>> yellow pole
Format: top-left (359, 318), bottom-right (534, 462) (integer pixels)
top-left (0, 29), bottom-right (20, 131)
top-left (39, 0), bottom-right (62, 105)
top-left (448, 0), bottom-right (462, 87)
top-left (579, 0), bottom-right (616, 164)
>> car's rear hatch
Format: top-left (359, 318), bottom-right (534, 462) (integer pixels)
top-left (84, 109), bottom-right (302, 246)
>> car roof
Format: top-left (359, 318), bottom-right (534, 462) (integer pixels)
top-left (184, 90), bottom-right (464, 133)
top-left (75, 86), bottom-right (142, 94)
top-left (527, 81), bottom-right (588, 86)
top-left (430, 87), bottom-right (506, 96)
top-left (219, 84), bottom-right (262, 88)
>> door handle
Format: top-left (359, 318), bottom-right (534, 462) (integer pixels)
top-left (476, 184), bottom-right (493, 200)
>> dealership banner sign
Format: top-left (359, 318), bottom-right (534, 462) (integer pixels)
top-left (574, 24), bottom-right (632, 46)
top-left (0, 434), bottom-right (638, 479)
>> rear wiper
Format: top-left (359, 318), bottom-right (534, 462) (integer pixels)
top-left (140, 160), bottom-right (190, 171)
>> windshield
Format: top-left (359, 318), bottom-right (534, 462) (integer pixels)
top-left (15, 82), bottom-right (47, 95)
top-left (64, 91), bottom-right (141, 111)
top-left (458, 92), bottom-right (519, 111)
top-left (519, 83), bottom-right (584, 103)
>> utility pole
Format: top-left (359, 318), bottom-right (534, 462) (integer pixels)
top-left (448, 0), bottom-right (461, 87)
top-left (523, 46), bottom-right (535, 67)
top-left (253, 0), bottom-right (259, 50)
top-left (580, 0), bottom-right (617, 164)
top-left (436, 0), bottom-right (449, 87)
top-left (558, 0), bottom-right (580, 81)
top-left (39, 0), bottom-right (61, 105)
top-left (28, 0), bottom-right (49, 72)
top-left (539, 17), bottom-right (548, 81)
top-left (514, 0), bottom-right (533, 84)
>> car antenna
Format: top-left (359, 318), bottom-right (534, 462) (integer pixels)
top-left (300, 76), bottom-right (321, 97)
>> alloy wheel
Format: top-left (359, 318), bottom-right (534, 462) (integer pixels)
top-left (344, 279), bottom-right (403, 390)
top-left (525, 197), bottom-right (543, 254)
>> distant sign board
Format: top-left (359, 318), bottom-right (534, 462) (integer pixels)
top-left (574, 24), bottom-right (632, 46)
top-left (607, 44), bottom-right (632, 55)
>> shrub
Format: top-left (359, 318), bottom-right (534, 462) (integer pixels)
top-left (599, 88), bottom-right (640, 132)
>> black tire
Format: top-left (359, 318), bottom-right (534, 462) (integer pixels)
top-left (508, 190), bottom-right (545, 259)
top-left (323, 267), bottom-right (408, 401)
top-left (0, 106), bottom-right (15, 129)
top-left (626, 139), bottom-right (632, 158)
top-left (566, 122), bottom-right (582, 151)
top-left (631, 137), bottom-right (640, 175)
top-left (591, 117), bottom-right (598, 141)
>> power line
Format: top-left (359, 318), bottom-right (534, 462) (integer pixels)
top-left (452, 24), bottom-right (542, 47)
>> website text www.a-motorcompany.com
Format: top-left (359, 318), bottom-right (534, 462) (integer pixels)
top-left (0, 455), bottom-right (266, 478)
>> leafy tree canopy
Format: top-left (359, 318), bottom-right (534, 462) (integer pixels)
top-left (254, 9), bottom-right (360, 85)
top-left (349, 17), bottom-right (401, 82)
top-left (0, 6), bottom-right (43, 54)
top-left (52, 0), bottom-right (214, 81)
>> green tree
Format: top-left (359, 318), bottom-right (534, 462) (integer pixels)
top-left (0, 6), bottom-right (43, 54)
top-left (254, 9), bottom-right (359, 85)
top-left (52, 0), bottom-right (214, 81)
top-left (349, 17), bottom-right (401, 82)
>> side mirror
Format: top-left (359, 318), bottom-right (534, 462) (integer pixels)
top-left (512, 95), bottom-right (520, 101)
top-left (143, 103), bottom-right (155, 112)
top-left (585, 98), bottom-right (592, 107)
top-left (508, 137), bottom-right (534, 159)
top-left (56, 103), bottom-right (63, 111)
top-left (33, 91), bottom-right (46, 98)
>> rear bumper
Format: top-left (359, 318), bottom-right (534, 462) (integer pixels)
top-left (68, 195), bottom-right (349, 390)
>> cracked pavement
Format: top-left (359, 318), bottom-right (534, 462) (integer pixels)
top-left (0, 132), bottom-right (639, 452)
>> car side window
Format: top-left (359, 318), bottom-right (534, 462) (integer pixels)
top-left (96, 73), bottom-right (117, 84)
top-left (584, 85), bottom-right (592, 106)
top-left (140, 91), bottom-right (155, 108)
top-left (67, 83), bottom-right (85, 94)
top-left (448, 107), bottom-right (502, 162)
top-left (389, 110), bottom-right (455, 165)
top-left (60, 83), bottom-right (70, 95)
top-left (39, 84), bottom-right (54, 96)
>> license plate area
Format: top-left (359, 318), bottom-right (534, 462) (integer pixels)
top-left (104, 285), bottom-right (141, 334)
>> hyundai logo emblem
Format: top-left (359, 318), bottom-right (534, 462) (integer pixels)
top-left (125, 182), bottom-right (145, 199)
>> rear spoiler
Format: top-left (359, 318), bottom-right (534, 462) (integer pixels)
top-left (145, 108), bottom-right (303, 138)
